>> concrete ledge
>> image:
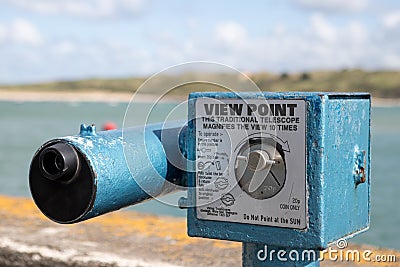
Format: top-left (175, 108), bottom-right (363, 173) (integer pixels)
top-left (0, 196), bottom-right (398, 266)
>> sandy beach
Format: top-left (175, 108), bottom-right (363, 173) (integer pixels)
top-left (0, 90), bottom-right (186, 103)
top-left (0, 89), bottom-right (399, 107)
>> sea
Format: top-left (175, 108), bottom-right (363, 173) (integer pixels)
top-left (0, 100), bottom-right (398, 250)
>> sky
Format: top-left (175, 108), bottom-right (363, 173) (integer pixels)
top-left (0, 0), bottom-right (400, 84)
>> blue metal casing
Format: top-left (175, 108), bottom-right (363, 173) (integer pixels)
top-left (30, 122), bottom-right (187, 223)
top-left (186, 92), bottom-right (370, 250)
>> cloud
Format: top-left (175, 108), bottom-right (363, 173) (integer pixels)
top-left (186, 15), bottom-right (391, 73)
top-left (383, 10), bottom-right (400, 28)
top-left (1, 13), bottom-right (400, 84)
top-left (0, 38), bottom-right (160, 83)
top-left (53, 41), bottom-right (76, 55)
top-left (4, 0), bottom-right (145, 19)
top-left (0, 18), bottom-right (43, 46)
top-left (309, 13), bottom-right (337, 43)
top-left (215, 21), bottom-right (247, 46)
top-left (294, 0), bottom-right (368, 13)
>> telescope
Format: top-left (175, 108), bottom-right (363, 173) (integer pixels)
top-left (29, 121), bottom-right (188, 223)
top-left (30, 92), bottom-right (371, 266)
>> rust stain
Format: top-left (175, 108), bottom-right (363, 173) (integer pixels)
top-left (359, 167), bottom-right (366, 183)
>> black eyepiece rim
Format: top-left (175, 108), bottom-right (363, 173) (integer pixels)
top-left (38, 143), bottom-right (80, 184)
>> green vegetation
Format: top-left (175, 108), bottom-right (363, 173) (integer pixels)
top-left (250, 69), bottom-right (400, 98)
top-left (0, 77), bottom-right (147, 93)
top-left (1, 69), bottom-right (399, 98)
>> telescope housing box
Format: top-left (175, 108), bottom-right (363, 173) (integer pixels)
top-left (186, 92), bottom-right (370, 250)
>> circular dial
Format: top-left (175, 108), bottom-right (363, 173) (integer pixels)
top-left (234, 137), bottom-right (286, 199)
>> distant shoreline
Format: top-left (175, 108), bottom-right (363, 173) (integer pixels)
top-left (0, 89), bottom-right (399, 107)
top-left (0, 90), bottom-right (184, 103)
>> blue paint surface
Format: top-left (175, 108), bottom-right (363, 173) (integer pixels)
top-left (63, 125), bottom-right (168, 221)
top-left (322, 97), bottom-right (370, 243)
top-left (56, 121), bottom-right (187, 222)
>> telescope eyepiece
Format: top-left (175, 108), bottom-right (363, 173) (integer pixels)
top-left (30, 140), bottom-right (94, 223)
top-left (39, 143), bottom-right (80, 184)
